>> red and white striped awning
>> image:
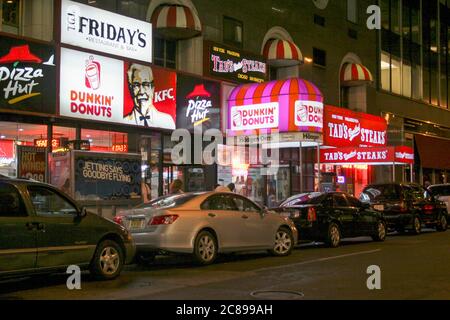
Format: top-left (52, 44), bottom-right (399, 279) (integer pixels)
top-left (151, 5), bottom-right (202, 40)
top-left (263, 39), bottom-right (303, 67)
top-left (340, 63), bottom-right (373, 85)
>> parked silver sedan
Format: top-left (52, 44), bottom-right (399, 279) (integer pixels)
top-left (114, 192), bottom-right (298, 265)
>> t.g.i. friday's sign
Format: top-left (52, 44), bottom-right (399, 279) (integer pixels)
top-left (61, 0), bottom-right (152, 63)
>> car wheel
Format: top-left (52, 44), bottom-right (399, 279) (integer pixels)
top-left (270, 227), bottom-right (294, 257)
top-left (136, 253), bottom-right (156, 266)
top-left (412, 216), bottom-right (421, 235)
top-left (193, 231), bottom-right (217, 265)
top-left (436, 215), bottom-right (448, 232)
top-left (326, 223), bottom-right (341, 248)
top-left (90, 240), bottom-right (124, 280)
top-left (372, 221), bottom-right (387, 242)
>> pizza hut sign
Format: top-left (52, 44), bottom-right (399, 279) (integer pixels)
top-left (324, 105), bottom-right (387, 147)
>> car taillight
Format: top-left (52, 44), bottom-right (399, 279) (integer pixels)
top-left (149, 215), bottom-right (179, 226)
top-left (113, 215), bottom-right (124, 226)
top-left (307, 207), bottom-right (317, 222)
top-left (423, 204), bottom-right (435, 214)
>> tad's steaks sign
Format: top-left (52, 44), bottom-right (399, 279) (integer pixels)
top-left (324, 105), bottom-right (387, 148)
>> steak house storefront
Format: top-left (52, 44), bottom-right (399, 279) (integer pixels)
top-left (221, 78), bottom-right (324, 207)
top-left (320, 106), bottom-right (414, 197)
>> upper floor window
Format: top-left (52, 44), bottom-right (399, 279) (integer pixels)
top-left (347, 0), bottom-right (358, 24)
top-left (313, 48), bottom-right (327, 67)
top-left (223, 16), bottom-right (243, 48)
top-left (153, 37), bottom-right (177, 69)
top-left (2, 0), bottom-right (20, 34)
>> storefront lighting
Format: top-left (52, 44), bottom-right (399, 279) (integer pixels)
top-left (18, 128), bottom-right (24, 132)
top-left (304, 57), bottom-right (313, 63)
top-left (0, 135), bottom-right (5, 139)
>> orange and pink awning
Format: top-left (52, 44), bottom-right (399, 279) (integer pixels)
top-left (228, 78), bottom-right (323, 136)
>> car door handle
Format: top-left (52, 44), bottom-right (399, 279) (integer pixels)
top-left (26, 222), bottom-right (46, 231)
top-left (208, 213), bottom-right (216, 218)
top-left (26, 222), bottom-right (36, 231)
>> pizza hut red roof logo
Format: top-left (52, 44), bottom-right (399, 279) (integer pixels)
top-left (186, 84), bottom-right (211, 99)
top-left (0, 45), bottom-right (42, 64)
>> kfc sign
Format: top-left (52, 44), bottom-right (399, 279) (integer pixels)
top-left (231, 103), bottom-right (279, 131)
top-left (60, 48), bottom-right (176, 130)
top-left (321, 146), bottom-right (414, 165)
top-left (324, 105), bottom-right (387, 148)
top-left (295, 101), bottom-right (323, 130)
top-left (61, 0), bottom-right (152, 63)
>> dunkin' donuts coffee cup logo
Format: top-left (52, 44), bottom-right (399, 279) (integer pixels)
top-left (294, 100), bottom-right (324, 130)
top-left (85, 56), bottom-right (100, 90)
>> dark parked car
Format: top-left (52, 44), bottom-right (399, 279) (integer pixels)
top-left (360, 183), bottom-right (448, 234)
top-left (274, 192), bottom-right (387, 248)
top-left (0, 177), bottom-right (135, 280)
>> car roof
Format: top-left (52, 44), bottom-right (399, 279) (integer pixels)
top-left (429, 183), bottom-right (450, 188)
top-left (0, 177), bottom-right (55, 188)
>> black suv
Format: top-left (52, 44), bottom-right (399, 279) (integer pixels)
top-left (360, 183), bottom-right (448, 234)
top-left (0, 177), bottom-right (136, 280)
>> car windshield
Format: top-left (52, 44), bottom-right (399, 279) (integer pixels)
top-left (280, 193), bottom-right (324, 207)
top-left (135, 193), bottom-right (201, 210)
top-left (361, 185), bottom-right (401, 202)
top-left (428, 185), bottom-right (450, 197)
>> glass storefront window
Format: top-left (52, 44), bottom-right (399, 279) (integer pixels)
top-left (81, 129), bottom-right (128, 153)
top-left (0, 121), bottom-right (46, 178)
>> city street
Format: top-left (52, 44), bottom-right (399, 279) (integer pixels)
top-left (1, 229), bottom-right (450, 300)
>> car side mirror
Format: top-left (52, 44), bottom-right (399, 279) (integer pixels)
top-left (361, 202), bottom-right (370, 210)
top-left (78, 207), bottom-right (88, 218)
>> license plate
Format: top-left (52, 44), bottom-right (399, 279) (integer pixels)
top-left (374, 205), bottom-right (384, 211)
top-left (129, 219), bottom-right (145, 230)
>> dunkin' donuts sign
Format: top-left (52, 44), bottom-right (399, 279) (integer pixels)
top-left (294, 101), bottom-right (323, 131)
top-left (230, 103), bottom-right (279, 131)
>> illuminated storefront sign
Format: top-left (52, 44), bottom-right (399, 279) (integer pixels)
top-left (17, 146), bottom-right (47, 182)
top-left (0, 140), bottom-right (14, 165)
top-left (61, 0), bottom-right (152, 63)
top-left (231, 103), bottom-right (279, 131)
top-left (205, 41), bottom-right (267, 83)
top-left (176, 75), bottom-right (220, 131)
top-left (60, 48), bottom-right (176, 130)
top-left (294, 101), bottom-right (323, 131)
top-left (324, 105), bottom-right (387, 147)
top-left (112, 144), bottom-right (129, 153)
top-left (320, 146), bottom-right (414, 165)
top-left (0, 38), bottom-right (56, 114)
top-left (228, 78), bottom-right (324, 137)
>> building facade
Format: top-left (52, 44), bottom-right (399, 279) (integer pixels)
top-left (0, 0), bottom-right (449, 209)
